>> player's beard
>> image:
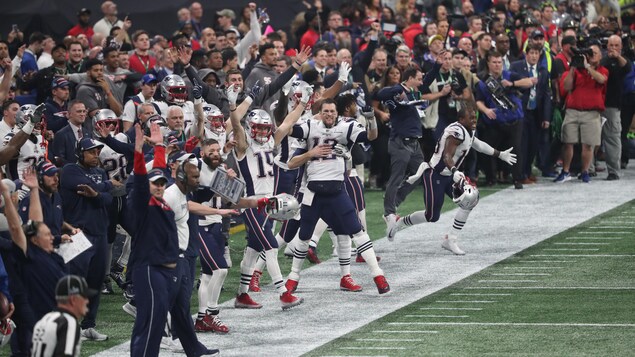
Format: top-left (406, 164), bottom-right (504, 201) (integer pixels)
top-left (203, 155), bottom-right (221, 169)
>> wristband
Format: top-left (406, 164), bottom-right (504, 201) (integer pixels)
top-left (450, 166), bottom-right (457, 174)
top-left (21, 121), bottom-right (34, 135)
top-left (244, 96), bottom-right (253, 105)
top-left (294, 60), bottom-right (303, 67)
top-left (193, 97), bottom-right (203, 105)
top-left (155, 143), bottom-right (166, 147)
top-left (367, 117), bottom-right (377, 131)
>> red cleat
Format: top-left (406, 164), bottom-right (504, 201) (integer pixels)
top-left (194, 318), bottom-right (213, 333)
top-left (280, 291), bottom-right (304, 310)
top-left (373, 275), bottom-right (391, 295)
top-left (285, 278), bottom-right (298, 293)
top-left (249, 270), bottom-right (262, 292)
top-left (355, 253), bottom-right (381, 263)
top-left (234, 293), bottom-right (263, 309)
top-left (307, 246), bottom-right (321, 264)
top-left (340, 274), bottom-right (363, 292)
top-left (204, 314), bottom-right (229, 333)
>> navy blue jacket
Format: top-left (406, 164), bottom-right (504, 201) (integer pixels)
top-left (509, 60), bottom-right (552, 123)
top-left (60, 163), bottom-right (112, 236)
top-left (19, 189), bottom-right (64, 246)
top-left (44, 98), bottom-right (69, 133)
top-left (475, 70), bottom-right (525, 125)
top-left (51, 124), bottom-right (92, 167)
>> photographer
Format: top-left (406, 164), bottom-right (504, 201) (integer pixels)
top-left (555, 43), bottom-right (608, 183)
top-left (475, 50), bottom-right (536, 189)
top-left (600, 35), bottom-right (631, 180)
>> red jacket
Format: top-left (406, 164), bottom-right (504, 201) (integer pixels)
top-left (403, 24), bottom-right (423, 49)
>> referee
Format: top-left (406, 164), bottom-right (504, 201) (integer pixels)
top-left (30, 275), bottom-right (95, 357)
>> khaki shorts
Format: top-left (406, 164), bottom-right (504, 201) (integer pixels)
top-left (562, 109), bottom-right (602, 146)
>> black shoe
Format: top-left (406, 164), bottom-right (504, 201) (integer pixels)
top-left (513, 181), bottom-right (523, 189)
top-left (202, 348), bottom-right (220, 356)
top-left (606, 173), bottom-right (620, 181)
top-left (102, 279), bottom-right (114, 295)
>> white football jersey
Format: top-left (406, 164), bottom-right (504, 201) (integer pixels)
top-left (3, 133), bottom-right (45, 180)
top-left (98, 142), bottom-right (128, 197)
top-left (235, 135), bottom-right (275, 197)
top-left (274, 112), bottom-right (311, 170)
top-left (292, 117), bottom-right (366, 182)
top-left (429, 122), bottom-right (474, 176)
top-left (196, 159), bottom-right (223, 226)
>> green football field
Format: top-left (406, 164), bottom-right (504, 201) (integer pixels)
top-left (304, 200), bottom-right (635, 356)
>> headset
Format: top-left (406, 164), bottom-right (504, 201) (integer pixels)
top-left (22, 220), bottom-right (39, 238)
top-left (176, 159), bottom-right (188, 185)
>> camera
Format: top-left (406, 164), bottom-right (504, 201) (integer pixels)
top-left (570, 47), bottom-right (593, 69)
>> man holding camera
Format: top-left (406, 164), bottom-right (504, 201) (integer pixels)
top-left (600, 35), bottom-right (631, 180)
top-left (555, 43), bottom-right (608, 183)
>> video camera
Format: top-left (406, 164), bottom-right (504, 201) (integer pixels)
top-left (484, 76), bottom-right (517, 111)
top-left (570, 47), bottom-right (594, 69)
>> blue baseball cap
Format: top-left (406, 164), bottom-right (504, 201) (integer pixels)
top-left (78, 138), bottom-right (104, 152)
top-left (147, 168), bottom-right (168, 183)
top-left (37, 161), bottom-right (59, 176)
top-left (51, 77), bottom-right (70, 89)
top-left (142, 74), bottom-right (158, 85)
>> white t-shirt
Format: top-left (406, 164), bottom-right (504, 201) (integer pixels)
top-left (163, 184), bottom-right (189, 251)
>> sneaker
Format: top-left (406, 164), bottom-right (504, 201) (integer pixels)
top-left (80, 327), bottom-right (108, 341)
top-left (110, 271), bottom-right (127, 290)
top-left (553, 171), bottom-right (571, 183)
top-left (205, 314), bottom-right (229, 333)
top-left (340, 274), bottom-right (363, 292)
top-left (307, 246), bottom-right (321, 264)
top-left (384, 214), bottom-right (397, 240)
top-left (123, 284), bottom-right (135, 301)
top-left (202, 348), bottom-right (220, 356)
top-left (280, 291), bottom-right (304, 310)
top-left (373, 275), bottom-right (391, 295)
top-left (355, 253), bottom-right (381, 263)
top-left (442, 235), bottom-right (466, 255)
top-left (234, 293), bottom-right (262, 309)
top-left (122, 302), bottom-right (137, 318)
top-left (101, 279), bottom-right (114, 295)
top-left (285, 278), bottom-right (298, 293)
top-left (606, 173), bottom-right (620, 181)
top-left (249, 270), bottom-right (262, 292)
top-left (580, 171), bottom-right (591, 183)
top-left (386, 215), bottom-right (401, 241)
top-left (160, 337), bottom-right (184, 353)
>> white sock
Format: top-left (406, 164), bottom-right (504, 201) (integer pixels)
top-left (207, 268), bottom-right (227, 312)
top-left (449, 208), bottom-right (471, 237)
top-left (311, 219), bottom-right (328, 243)
top-left (197, 273), bottom-right (212, 314)
top-left (253, 254), bottom-right (266, 273)
top-left (400, 211), bottom-right (428, 228)
top-left (239, 247), bottom-right (260, 294)
top-left (337, 235), bottom-right (352, 277)
top-left (117, 232), bottom-right (131, 267)
top-left (288, 239), bottom-right (309, 281)
top-left (264, 249), bottom-right (286, 294)
top-left (358, 208), bottom-right (367, 231)
top-left (352, 231), bottom-right (383, 277)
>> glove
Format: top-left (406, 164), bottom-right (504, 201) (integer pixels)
top-left (498, 147), bottom-right (517, 165)
top-left (226, 84), bottom-right (239, 106)
top-left (338, 61), bottom-right (351, 84)
top-left (31, 104), bottom-right (46, 124)
top-left (247, 80), bottom-right (262, 101)
top-left (332, 144), bottom-right (351, 161)
top-left (452, 169), bottom-right (466, 184)
top-left (192, 82), bottom-right (203, 101)
top-left (256, 196), bottom-right (274, 213)
top-left (184, 136), bottom-right (200, 153)
top-left (282, 78), bottom-right (296, 96)
top-left (361, 106), bottom-right (374, 119)
top-left (300, 85), bottom-right (314, 105)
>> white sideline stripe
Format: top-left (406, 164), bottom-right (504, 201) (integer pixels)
top-left (554, 242), bottom-right (611, 245)
top-left (503, 267), bottom-right (563, 269)
top-left (577, 231), bottom-right (632, 234)
top-left (566, 237), bottom-right (622, 240)
top-left (467, 286), bottom-right (635, 290)
top-left (543, 248), bottom-right (600, 251)
top-left (387, 322), bottom-right (635, 327)
top-left (478, 279), bottom-right (538, 283)
top-left (451, 293), bottom-right (512, 296)
top-left (519, 260), bottom-right (577, 263)
top-left (531, 254), bottom-right (635, 257)
top-left (420, 307), bottom-right (483, 311)
top-left (339, 347), bottom-right (407, 350)
top-left (436, 300), bottom-right (497, 303)
top-left (372, 330), bottom-right (439, 334)
top-left (406, 315), bottom-right (469, 318)
top-left (490, 273), bottom-right (551, 276)
top-left (587, 226), bottom-right (635, 229)
top-left (356, 338), bottom-right (427, 342)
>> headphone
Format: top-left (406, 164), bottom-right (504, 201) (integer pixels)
top-left (22, 220), bottom-right (39, 238)
top-left (176, 159), bottom-right (188, 184)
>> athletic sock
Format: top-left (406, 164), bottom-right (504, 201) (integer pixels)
top-left (264, 248), bottom-right (286, 294)
top-left (352, 232), bottom-right (383, 277)
top-left (288, 239), bottom-right (309, 281)
top-left (449, 208), bottom-right (471, 236)
top-left (239, 247), bottom-right (259, 294)
top-left (207, 268), bottom-right (227, 313)
top-left (337, 235), bottom-right (352, 277)
top-left (197, 273), bottom-right (212, 315)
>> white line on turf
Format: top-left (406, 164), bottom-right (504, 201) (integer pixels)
top-left (530, 254), bottom-right (635, 257)
top-left (372, 330), bottom-right (439, 334)
top-left (406, 315), bottom-right (470, 318)
top-left (587, 226), bottom-right (635, 229)
top-left (543, 248), bottom-right (600, 251)
top-left (519, 260), bottom-right (577, 263)
top-left (466, 287), bottom-right (635, 290)
top-left (450, 293), bottom-right (512, 296)
top-left (420, 307), bottom-right (483, 310)
top-left (479, 280), bottom-right (539, 283)
top-left (436, 300), bottom-right (497, 303)
top-left (387, 322), bottom-right (635, 327)
top-left (554, 242), bottom-right (610, 245)
top-left (503, 267), bottom-right (563, 269)
top-left (339, 347), bottom-right (407, 350)
top-left (490, 273), bottom-right (551, 276)
top-left (566, 237), bottom-right (622, 240)
top-left (356, 338), bottom-right (427, 342)
top-left (576, 231), bottom-right (632, 234)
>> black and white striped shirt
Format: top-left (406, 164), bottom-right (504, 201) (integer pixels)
top-left (31, 309), bottom-right (81, 357)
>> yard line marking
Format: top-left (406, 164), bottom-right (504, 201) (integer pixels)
top-left (553, 242), bottom-right (611, 245)
top-left (576, 231), bottom-right (632, 234)
top-left (420, 307), bottom-right (483, 311)
top-left (435, 300), bottom-right (497, 303)
top-left (519, 260), bottom-right (577, 263)
top-left (503, 267), bottom-right (563, 269)
top-left (406, 315), bottom-right (469, 318)
top-left (451, 293), bottom-right (512, 296)
top-left (372, 330), bottom-right (439, 334)
top-left (356, 338), bottom-right (427, 342)
top-left (490, 273), bottom-right (551, 276)
top-left (478, 279), bottom-right (538, 283)
top-left (387, 322), bottom-right (635, 327)
top-left (530, 254), bottom-right (635, 257)
top-left (566, 237), bottom-right (622, 240)
top-left (339, 347), bottom-right (407, 350)
top-left (466, 286), bottom-right (635, 290)
top-left (543, 248), bottom-right (600, 251)
top-left (587, 226), bottom-right (635, 229)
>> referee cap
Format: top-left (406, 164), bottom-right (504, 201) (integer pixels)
top-left (56, 275), bottom-right (97, 299)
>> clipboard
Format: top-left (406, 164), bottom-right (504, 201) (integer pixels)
top-left (209, 166), bottom-right (246, 204)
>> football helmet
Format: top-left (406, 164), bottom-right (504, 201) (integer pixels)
top-left (452, 178), bottom-right (479, 210)
top-left (146, 114), bottom-right (172, 138)
top-left (160, 74), bottom-right (188, 104)
top-left (0, 318), bottom-right (15, 347)
top-left (203, 104), bottom-right (225, 135)
top-left (92, 109), bottom-right (121, 137)
top-left (246, 109), bottom-right (273, 144)
top-left (290, 80), bottom-right (314, 108)
top-left (266, 193), bottom-right (300, 221)
top-left (16, 104), bottom-right (42, 135)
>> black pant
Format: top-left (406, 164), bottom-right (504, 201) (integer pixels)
top-left (478, 120), bottom-right (524, 183)
top-left (621, 99), bottom-right (635, 166)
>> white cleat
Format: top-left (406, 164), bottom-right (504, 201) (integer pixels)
top-left (384, 214), bottom-right (397, 241)
top-left (442, 235), bottom-right (466, 255)
top-left (386, 215), bottom-right (402, 242)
